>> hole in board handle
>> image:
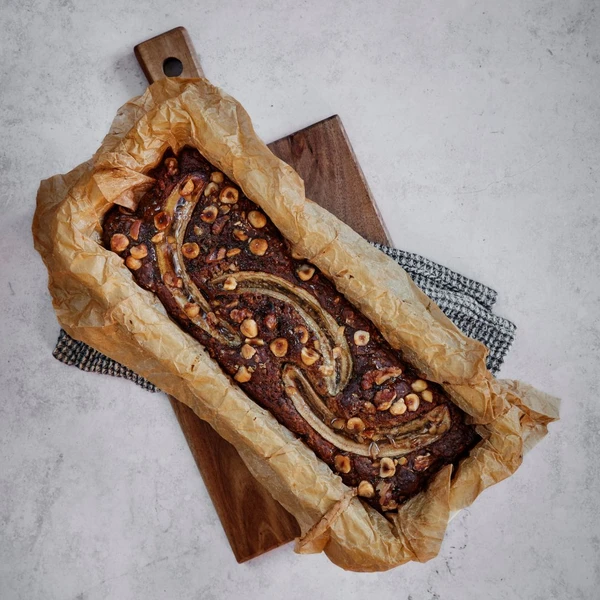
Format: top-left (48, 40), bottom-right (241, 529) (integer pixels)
top-left (163, 57), bottom-right (184, 77)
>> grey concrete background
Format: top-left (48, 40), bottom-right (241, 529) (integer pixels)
top-left (1, 0), bottom-right (599, 598)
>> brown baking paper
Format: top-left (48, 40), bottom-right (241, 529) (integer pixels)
top-left (33, 78), bottom-right (560, 572)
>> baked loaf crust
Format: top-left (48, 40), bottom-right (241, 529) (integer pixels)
top-left (103, 146), bottom-right (478, 513)
top-left (34, 78), bottom-right (558, 570)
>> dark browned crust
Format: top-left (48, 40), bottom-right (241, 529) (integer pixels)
top-left (102, 147), bottom-right (479, 513)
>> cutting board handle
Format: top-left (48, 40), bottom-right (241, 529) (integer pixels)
top-left (134, 26), bottom-right (204, 83)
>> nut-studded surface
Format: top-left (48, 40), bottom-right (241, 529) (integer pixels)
top-left (102, 147), bottom-right (478, 513)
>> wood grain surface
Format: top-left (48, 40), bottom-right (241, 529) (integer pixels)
top-left (168, 399), bottom-right (300, 562)
top-left (269, 116), bottom-right (391, 246)
top-left (135, 27), bottom-right (390, 563)
top-left (135, 27), bottom-right (204, 83)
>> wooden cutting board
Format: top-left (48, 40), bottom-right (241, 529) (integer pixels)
top-left (135, 27), bottom-right (392, 563)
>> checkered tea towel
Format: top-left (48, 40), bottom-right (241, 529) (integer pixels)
top-left (53, 244), bottom-right (516, 392)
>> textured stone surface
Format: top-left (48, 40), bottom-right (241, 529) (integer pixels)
top-left (1, 0), bottom-right (598, 598)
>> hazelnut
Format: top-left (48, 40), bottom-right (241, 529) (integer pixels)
top-left (233, 228), bottom-right (248, 241)
top-left (353, 330), bottom-right (370, 346)
top-left (301, 347), bottom-right (320, 366)
top-left (374, 367), bottom-right (403, 386)
top-left (264, 314), bottom-right (277, 330)
top-left (193, 225), bottom-right (203, 236)
top-left (346, 417), bottom-right (365, 433)
top-left (294, 325), bottom-right (309, 344)
top-left (398, 457), bottom-right (408, 466)
top-left (374, 388), bottom-right (397, 411)
top-left (240, 318), bottom-right (258, 338)
top-left (165, 157), bottom-right (178, 175)
top-left (234, 365), bottom-right (252, 383)
top-left (248, 210), bottom-right (267, 228)
top-left (220, 186), bottom-right (239, 204)
top-left (180, 178), bottom-right (195, 196)
top-left (221, 276), bottom-right (237, 291)
top-left (154, 211), bottom-right (171, 231)
top-left (379, 457), bottom-right (396, 478)
top-left (163, 271), bottom-right (182, 288)
top-left (226, 248), bottom-right (241, 258)
top-left (411, 379), bottom-right (428, 393)
top-left (129, 244), bottom-right (148, 260)
top-left (241, 344), bottom-right (256, 359)
top-left (389, 399), bottom-right (407, 416)
top-left (151, 231), bottom-right (165, 243)
top-left (182, 242), bottom-right (200, 259)
top-left (125, 256), bottom-right (142, 270)
top-left (297, 264), bottom-right (315, 281)
top-left (413, 454), bottom-right (433, 472)
top-left (331, 418), bottom-right (346, 430)
top-left (204, 182), bottom-right (219, 197)
top-left (269, 338), bottom-right (288, 357)
top-left (110, 233), bottom-right (129, 252)
top-left (249, 238), bottom-right (268, 256)
top-left (405, 393), bottom-right (420, 412)
top-left (220, 205), bottom-right (231, 215)
top-left (362, 367), bottom-right (403, 390)
top-left (334, 455), bottom-right (351, 474)
top-left (129, 219), bottom-right (142, 241)
top-left (184, 303), bottom-right (200, 319)
top-left (200, 205), bottom-right (218, 223)
top-left (210, 171), bottom-right (224, 184)
top-left (357, 480), bottom-right (375, 498)
top-left (421, 390), bottom-right (433, 402)
top-left (332, 346), bottom-right (342, 359)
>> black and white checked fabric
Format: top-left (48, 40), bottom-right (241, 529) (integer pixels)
top-left (371, 244), bottom-right (515, 375)
top-left (53, 244), bottom-right (516, 391)
top-left (53, 330), bottom-right (160, 392)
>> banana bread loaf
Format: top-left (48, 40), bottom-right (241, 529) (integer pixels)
top-left (102, 147), bottom-right (479, 513)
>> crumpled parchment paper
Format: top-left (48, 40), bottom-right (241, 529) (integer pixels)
top-left (32, 78), bottom-right (560, 572)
